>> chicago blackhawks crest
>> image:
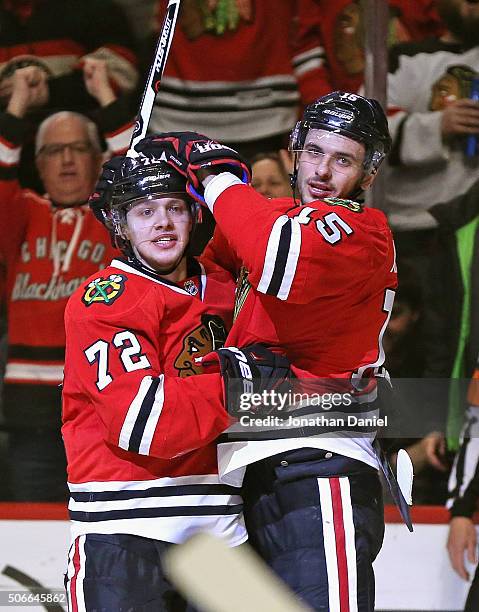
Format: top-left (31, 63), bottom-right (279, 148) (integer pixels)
top-left (174, 314), bottom-right (227, 377)
top-left (82, 274), bottom-right (127, 307)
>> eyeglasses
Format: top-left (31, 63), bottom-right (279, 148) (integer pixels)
top-left (37, 141), bottom-right (93, 157)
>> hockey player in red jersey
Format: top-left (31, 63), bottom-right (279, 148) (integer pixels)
top-left (135, 92), bottom-right (400, 611)
top-left (62, 150), bottom-right (293, 610)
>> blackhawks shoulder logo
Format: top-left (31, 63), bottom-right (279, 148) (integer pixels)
top-left (82, 274), bottom-right (127, 307)
top-left (323, 197), bottom-right (362, 213)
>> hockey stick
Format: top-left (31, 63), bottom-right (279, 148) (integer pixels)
top-left (126, 0), bottom-right (181, 158)
top-left (164, 533), bottom-right (312, 612)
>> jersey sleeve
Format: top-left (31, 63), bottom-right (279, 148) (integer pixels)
top-left (292, 0), bottom-right (334, 103)
top-left (94, 96), bottom-right (135, 156)
top-left (76, 0), bottom-right (138, 93)
top-left (387, 53), bottom-right (446, 167)
top-left (203, 174), bottom-right (394, 304)
top-left (63, 287), bottom-right (230, 460)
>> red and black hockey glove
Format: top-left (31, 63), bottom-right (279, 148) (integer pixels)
top-left (200, 344), bottom-right (294, 417)
top-left (134, 133), bottom-right (190, 177)
top-left (135, 132), bottom-right (251, 204)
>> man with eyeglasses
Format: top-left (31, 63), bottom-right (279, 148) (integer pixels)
top-left (0, 65), bottom-right (133, 502)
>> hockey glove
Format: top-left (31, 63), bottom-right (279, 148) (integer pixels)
top-left (133, 133), bottom-right (189, 177)
top-left (200, 344), bottom-right (294, 416)
top-left (135, 132), bottom-right (251, 204)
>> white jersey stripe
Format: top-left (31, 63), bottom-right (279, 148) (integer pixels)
top-left (68, 473), bottom-right (227, 492)
top-left (292, 46), bottom-right (325, 65)
top-left (257, 215), bottom-right (290, 294)
top-left (67, 535), bottom-right (87, 612)
top-left (118, 375), bottom-right (154, 451)
top-left (66, 541), bottom-right (75, 612)
top-left (293, 58), bottom-right (324, 78)
top-left (156, 90), bottom-right (299, 109)
top-left (340, 478), bottom-right (358, 612)
top-left (318, 478), bottom-right (341, 612)
top-left (139, 375), bottom-right (165, 455)
top-left (158, 74), bottom-right (298, 91)
top-left (68, 493), bottom-right (242, 514)
top-left (0, 141), bottom-right (20, 166)
top-left (4, 362), bottom-right (64, 383)
top-left (277, 216), bottom-right (302, 300)
top-left (105, 125), bottom-right (134, 153)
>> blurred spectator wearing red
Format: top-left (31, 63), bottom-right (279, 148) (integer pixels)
top-left (0, 63), bottom-right (133, 501)
top-left (296, 0), bottom-right (444, 100)
top-left (148, 0), bottom-right (326, 159)
top-left (0, 0), bottom-right (138, 113)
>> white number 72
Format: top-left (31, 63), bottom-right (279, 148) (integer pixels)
top-left (84, 330), bottom-right (151, 390)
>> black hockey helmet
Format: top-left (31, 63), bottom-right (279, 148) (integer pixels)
top-left (90, 154), bottom-right (199, 256)
top-left (289, 91), bottom-right (392, 175)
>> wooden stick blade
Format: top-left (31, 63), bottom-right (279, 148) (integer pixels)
top-left (164, 533), bottom-right (312, 612)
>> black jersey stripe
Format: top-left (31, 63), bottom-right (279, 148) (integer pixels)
top-left (265, 220), bottom-right (293, 297)
top-left (128, 376), bottom-right (162, 453)
top-left (69, 504), bottom-right (244, 522)
top-left (70, 483), bottom-right (241, 502)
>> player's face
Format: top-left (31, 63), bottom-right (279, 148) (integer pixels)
top-left (251, 158), bottom-right (291, 198)
top-left (125, 196), bottom-right (192, 280)
top-left (36, 115), bottom-right (102, 206)
top-left (296, 129), bottom-right (375, 204)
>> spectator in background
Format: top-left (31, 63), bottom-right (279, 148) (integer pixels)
top-left (0, 0), bottom-right (138, 114)
top-left (111, 0), bottom-right (157, 46)
top-left (0, 64), bottom-right (133, 501)
top-left (422, 178), bottom-right (479, 456)
top-left (384, 262), bottom-right (425, 379)
top-left (147, 0), bottom-right (325, 160)
top-left (251, 151), bottom-right (291, 199)
top-left (383, 0), bottom-right (479, 278)
top-left (0, 0), bottom-right (138, 192)
top-left (297, 0), bottom-right (444, 99)
top-left (384, 262), bottom-right (450, 504)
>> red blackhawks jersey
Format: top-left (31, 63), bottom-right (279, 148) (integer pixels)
top-left (62, 257), bottom-right (246, 545)
top-left (0, 109), bottom-right (133, 428)
top-left (200, 175), bottom-right (398, 483)
top-left (151, 0), bottom-right (324, 142)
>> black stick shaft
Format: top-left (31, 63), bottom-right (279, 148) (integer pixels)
top-left (127, 0), bottom-right (181, 157)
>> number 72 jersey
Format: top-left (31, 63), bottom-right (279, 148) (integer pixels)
top-left (61, 257), bottom-right (247, 545)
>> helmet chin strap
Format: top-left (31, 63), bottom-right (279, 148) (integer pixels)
top-left (131, 245), bottom-right (188, 278)
top-left (290, 153), bottom-right (301, 207)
